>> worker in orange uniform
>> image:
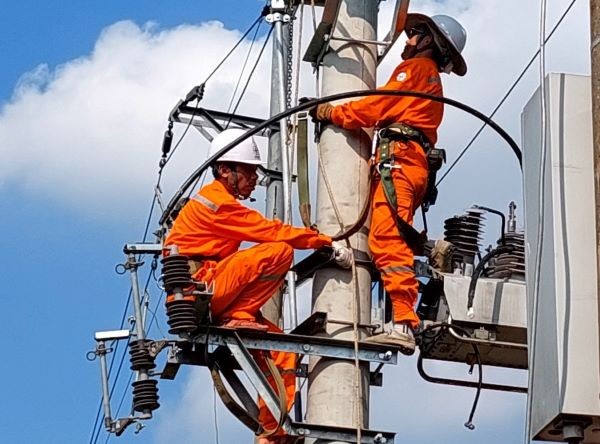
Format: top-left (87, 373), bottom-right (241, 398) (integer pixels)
top-left (164, 128), bottom-right (352, 443)
top-left (310, 13), bottom-right (467, 355)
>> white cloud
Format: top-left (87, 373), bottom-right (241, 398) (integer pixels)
top-left (1, 1), bottom-right (591, 442)
top-left (0, 19), bottom-right (271, 220)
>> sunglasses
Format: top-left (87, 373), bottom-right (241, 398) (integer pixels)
top-left (406, 26), bottom-right (429, 38)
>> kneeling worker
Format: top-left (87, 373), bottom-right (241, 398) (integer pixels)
top-left (164, 127), bottom-right (352, 443)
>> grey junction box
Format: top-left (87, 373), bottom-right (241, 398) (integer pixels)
top-left (522, 73), bottom-right (600, 442)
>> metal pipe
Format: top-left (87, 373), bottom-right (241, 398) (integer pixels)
top-left (97, 341), bottom-right (114, 431)
top-left (127, 253), bottom-right (146, 341)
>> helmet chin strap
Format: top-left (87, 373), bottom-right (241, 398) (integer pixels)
top-left (230, 168), bottom-right (252, 201)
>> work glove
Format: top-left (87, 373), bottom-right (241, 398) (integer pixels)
top-left (312, 103), bottom-right (333, 123)
top-left (299, 97), bottom-right (333, 123)
top-left (332, 241), bottom-right (353, 269)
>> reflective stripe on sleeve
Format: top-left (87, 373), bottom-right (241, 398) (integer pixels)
top-left (191, 194), bottom-right (219, 212)
top-left (380, 265), bottom-right (414, 275)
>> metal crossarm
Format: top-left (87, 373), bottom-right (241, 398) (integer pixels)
top-left (193, 327), bottom-right (398, 364)
top-left (288, 421), bottom-right (396, 444)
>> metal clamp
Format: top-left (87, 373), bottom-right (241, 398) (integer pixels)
top-left (266, 13), bottom-right (291, 23)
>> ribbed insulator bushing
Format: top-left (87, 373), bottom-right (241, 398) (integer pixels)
top-left (132, 379), bottom-right (160, 413)
top-left (161, 255), bottom-right (192, 293)
top-left (487, 232), bottom-right (526, 280)
top-left (129, 339), bottom-right (156, 371)
top-left (165, 299), bottom-right (197, 334)
top-left (443, 209), bottom-right (485, 264)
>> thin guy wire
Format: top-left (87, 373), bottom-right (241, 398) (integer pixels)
top-left (525, 1), bottom-right (548, 442)
top-left (226, 20), bottom-right (263, 115)
top-left (437, 0), bottom-right (579, 186)
top-left (226, 26), bottom-right (275, 127)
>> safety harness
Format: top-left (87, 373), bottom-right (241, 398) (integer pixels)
top-left (376, 122), bottom-right (446, 256)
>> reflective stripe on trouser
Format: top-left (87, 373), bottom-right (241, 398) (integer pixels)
top-left (204, 242), bottom-right (293, 322)
top-left (255, 319), bottom-right (296, 438)
top-left (369, 140), bottom-right (428, 330)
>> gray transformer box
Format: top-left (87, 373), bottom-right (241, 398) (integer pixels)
top-left (522, 73), bottom-right (600, 442)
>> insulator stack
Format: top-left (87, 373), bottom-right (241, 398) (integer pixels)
top-left (161, 254), bottom-right (193, 293)
top-left (443, 209), bottom-right (485, 265)
top-left (129, 339), bottom-right (156, 371)
top-left (132, 379), bottom-right (160, 412)
top-left (165, 299), bottom-right (198, 334)
top-left (161, 254), bottom-right (198, 334)
top-left (487, 232), bottom-right (526, 280)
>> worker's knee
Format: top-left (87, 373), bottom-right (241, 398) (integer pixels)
top-left (259, 241), bottom-right (294, 266)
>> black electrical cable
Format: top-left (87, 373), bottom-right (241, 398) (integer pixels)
top-left (226, 20), bottom-right (263, 115)
top-left (415, 323), bottom-right (483, 430)
top-left (225, 25), bottom-right (274, 128)
top-left (157, 12), bottom-right (265, 179)
top-left (466, 245), bottom-right (514, 313)
top-left (159, 90), bottom-right (522, 228)
top-left (204, 14), bottom-right (266, 85)
top-left (436, 0), bottom-right (578, 186)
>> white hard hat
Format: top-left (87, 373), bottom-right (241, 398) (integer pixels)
top-left (405, 13), bottom-right (467, 76)
top-left (208, 128), bottom-right (264, 165)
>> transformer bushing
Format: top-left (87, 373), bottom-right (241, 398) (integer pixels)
top-left (486, 232), bottom-right (526, 280)
top-left (132, 379), bottom-right (160, 413)
top-left (161, 254), bottom-right (198, 334)
top-left (443, 209), bottom-right (485, 266)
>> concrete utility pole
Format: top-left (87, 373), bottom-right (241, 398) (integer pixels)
top-left (591, 1), bottom-right (600, 365)
top-left (305, 0), bottom-right (377, 440)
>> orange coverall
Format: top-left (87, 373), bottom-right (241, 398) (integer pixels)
top-left (165, 179), bottom-right (331, 436)
top-left (330, 57), bottom-right (443, 329)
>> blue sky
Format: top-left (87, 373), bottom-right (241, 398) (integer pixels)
top-left (0, 1), bottom-right (591, 443)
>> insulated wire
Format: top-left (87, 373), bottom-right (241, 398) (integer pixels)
top-left (157, 13), bottom-right (264, 179)
top-left (437, 0), bottom-right (579, 186)
top-left (226, 20), bottom-right (263, 116)
top-left (525, 0), bottom-right (548, 442)
top-left (226, 26), bottom-right (274, 127)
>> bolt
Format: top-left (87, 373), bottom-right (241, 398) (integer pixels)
top-left (302, 344), bottom-right (311, 352)
top-left (297, 428), bottom-right (305, 436)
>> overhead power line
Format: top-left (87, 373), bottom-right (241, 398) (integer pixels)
top-left (437, 0), bottom-right (579, 186)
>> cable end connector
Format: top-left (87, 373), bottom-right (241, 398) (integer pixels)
top-left (467, 307), bottom-right (475, 319)
top-left (464, 421), bottom-right (475, 430)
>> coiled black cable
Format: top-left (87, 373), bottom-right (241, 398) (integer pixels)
top-left (159, 90), bottom-right (522, 228)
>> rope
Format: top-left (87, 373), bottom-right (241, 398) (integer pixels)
top-left (316, 137), bottom-right (364, 441)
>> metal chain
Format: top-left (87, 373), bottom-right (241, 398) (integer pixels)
top-left (285, 4), bottom-right (296, 114)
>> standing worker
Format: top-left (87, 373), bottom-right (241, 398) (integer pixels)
top-left (164, 128), bottom-right (352, 443)
top-left (311, 13), bottom-right (467, 355)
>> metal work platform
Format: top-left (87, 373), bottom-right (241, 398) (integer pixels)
top-left (158, 317), bottom-right (399, 443)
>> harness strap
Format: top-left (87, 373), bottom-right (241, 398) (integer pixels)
top-left (378, 126), bottom-right (428, 256)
